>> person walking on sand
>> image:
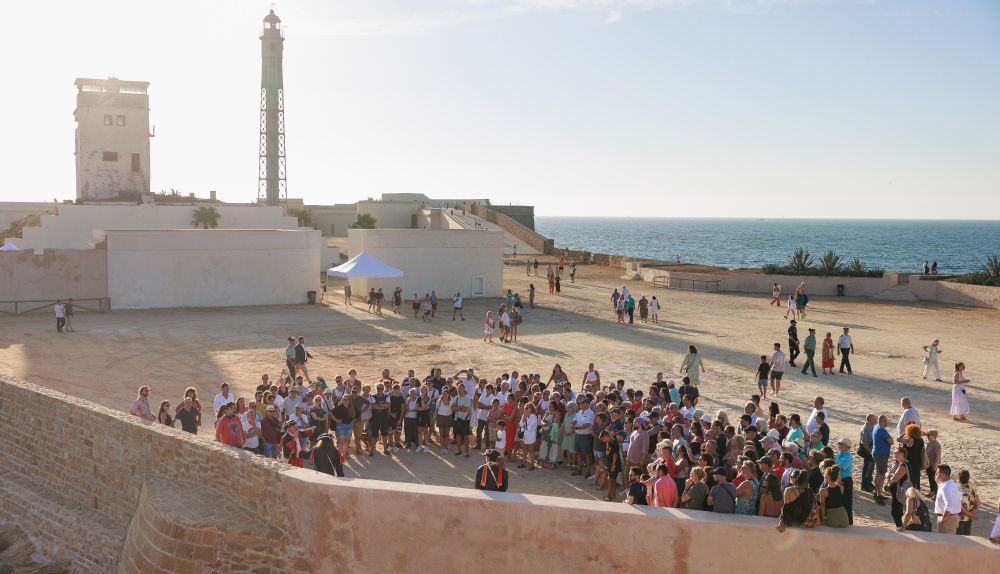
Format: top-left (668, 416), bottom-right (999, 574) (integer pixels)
top-left (650, 296), bottom-right (660, 324)
top-left (950, 363), bottom-right (970, 421)
top-left (64, 298), bottom-right (75, 332)
top-left (838, 327), bottom-right (854, 374)
top-left (392, 287), bottom-right (402, 314)
top-left (626, 294), bottom-right (635, 324)
top-left (768, 343), bottom-right (786, 396)
top-left (570, 262), bottom-right (577, 283)
top-left (548, 272), bottom-right (556, 294)
top-left (483, 311), bottom-right (494, 343)
top-left (800, 328), bottom-right (818, 377)
top-left (770, 283), bottom-right (781, 307)
top-left (680, 345), bottom-right (705, 386)
top-left (822, 332), bottom-right (836, 375)
top-left (54, 300), bottom-right (66, 333)
top-left (638, 295), bottom-right (649, 323)
top-left (343, 282), bottom-right (352, 306)
top-left (452, 292), bottom-right (465, 321)
top-left (533, 258), bottom-right (539, 276)
top-left (529, 284), bottom-right (536, 308)
top-left (411, 293), bottom-right (420, 318)
top-left (783, 294), bottom-right (797, 319)
top-left (923, 339), bottom-right (943, 381)
top-left (787, 320), bottom-right (800, 368)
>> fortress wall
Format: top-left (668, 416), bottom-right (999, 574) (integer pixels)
top-left (2, 375), bottom-right (997, 572)
top-left (0, 376), bottom-right (307, 573)
top-left (0, 248), bottom-right (108, 302)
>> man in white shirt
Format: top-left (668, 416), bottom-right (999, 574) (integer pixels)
top-left (896, 397), bottom-right (921, 438)
top-left (282, 387), bottom-right (303, 420)
top-left (922, 339), bottom-right (943, 381)
top-left (452, 293), bottom-right (465, 321)
top-left (805, 396), bottom-right (828, 435)
top-left (768, 343), bottom-right (787, 395)
top-left (476, 385), bottom-right (496, 450)
top-left (573, 399), bottom-right (596, 479)
top-left (837, 327), bottom-right (854, 374)
top-left (934, 465), bottom-right (962, 534)
top-left (213, 383), bottom-right (234, 415)
top-left (54, 301), bottom-right (66, 333)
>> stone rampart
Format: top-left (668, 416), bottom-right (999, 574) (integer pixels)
top-left (2, 375), bottom-right (997, 572)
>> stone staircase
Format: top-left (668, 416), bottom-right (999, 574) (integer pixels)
top-left (873, 285), bottom-right (919, 302)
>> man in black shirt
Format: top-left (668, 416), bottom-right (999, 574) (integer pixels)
top-left (679, 378), bottom-right (699, 407)
top-left (175, 396), bottom-right (200, 434)
top-left (625, 466), bottom-right (648, 505)
top-left (787, 320), bottom-right (800, 367)
top-left (474, 449), bottom-right (509, 492)
top-left (425, 367), bottom-right (447, 393)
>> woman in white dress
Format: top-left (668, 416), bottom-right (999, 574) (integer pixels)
top-left (518, 403), bottom-right (539, 470)
top-left (650, 296), bottom-right (660, 324)
top-left (784, 295), bottom-right (797, 319)
top-left (483, 311), bottom-right (494, 343)
top-left (950, 362), bottom-right (971, 421)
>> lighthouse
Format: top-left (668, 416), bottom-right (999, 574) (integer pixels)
top-left (258, 9), bottom-right (286, 206)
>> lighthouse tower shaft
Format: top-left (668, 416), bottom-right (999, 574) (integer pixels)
top-left (258, 10), bottom-right (286, 206)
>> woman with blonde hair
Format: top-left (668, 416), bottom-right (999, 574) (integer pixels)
top-left (519, 403), bottom-right (539, 471)
top-left (715, 410), bottom-right (731, 429)
top-left (897, 487), bottom-right (932, 532)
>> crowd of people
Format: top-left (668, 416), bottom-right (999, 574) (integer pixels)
top-left (127, 347), bottom-right (998, 541)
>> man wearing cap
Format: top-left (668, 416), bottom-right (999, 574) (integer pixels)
top-left (284, 337), bottom-right (297, 378)
top-left (787, 320), bottom-right (800, 367)
top-left (474, 449), bottom-right (509, 492)
top-left (801, 328), bottom-right (818, 377)
top-left (573, 399), bottom-right (596, 478)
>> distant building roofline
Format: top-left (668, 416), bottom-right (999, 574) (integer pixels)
top-left (74, 78), bottom-right (150, 88)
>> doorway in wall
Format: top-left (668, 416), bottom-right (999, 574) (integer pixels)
top-left (471, 276), bottom-right (485, 297)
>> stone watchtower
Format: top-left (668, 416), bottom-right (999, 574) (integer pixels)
top-left (258, 9), bottom-right (287, 206)
top-left (74, 78), bottom-right (152, 202)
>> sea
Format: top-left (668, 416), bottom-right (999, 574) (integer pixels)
top-left (534, 218), bottom-right (1000, 275)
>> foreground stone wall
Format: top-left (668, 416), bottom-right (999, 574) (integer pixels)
top-left (2, 376), bottom-right (997, 572)
top-left (0, 376), bottom-right (307, 573)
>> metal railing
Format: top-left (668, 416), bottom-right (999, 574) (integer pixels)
top-left (0, 297), bottom-right (110, 315)
top-left (652, 277), bottom-right (721, 292)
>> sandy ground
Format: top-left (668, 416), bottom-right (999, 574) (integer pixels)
top-left (1, 264), bottom-right (998, 536)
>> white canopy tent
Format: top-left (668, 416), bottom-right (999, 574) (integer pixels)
top-left (0, 242), bottom-right (19, 251)
top-left (326, 251), bottom-right (403, 279)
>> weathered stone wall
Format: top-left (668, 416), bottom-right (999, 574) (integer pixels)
top-left (909, 277), bottom-right (1000, 309)
top-left (463, 203), bottom-right (554, 254)
top-left (1, 375), bottom-right (998, 572)
top-left (0, 248), bottom-right (108, 302)
top-left (0, 376), bottom-right (307, 573)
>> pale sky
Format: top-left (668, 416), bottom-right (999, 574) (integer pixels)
top-left (2, 0), bottom-right (998, 218)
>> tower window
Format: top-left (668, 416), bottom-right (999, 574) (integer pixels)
top-left (117, 115), bottom-right (126, 126)
top-left (103, 152), bottom-right (118, 162)
top-left (103, 115), bottom-right (113, 126)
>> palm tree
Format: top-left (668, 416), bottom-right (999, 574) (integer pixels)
top-left (291, 208), bottom-right (312, 228)
top-left (351, 213), bottom-right (376, 229)
top-left (846, 258), bottom-right (868, 275)
top-left (980, 255), bottom-right (1000, 286)
top-left (191, 206), bottom-right (220, 229)
top-left (786, 248), bottom-right (816, 274)
top-left (818, 250), bottom-right (844, 275)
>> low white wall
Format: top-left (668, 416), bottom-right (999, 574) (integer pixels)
top-left (16, 204), bottom-right (301, 250)
top-left (909, 278), bottom-right (1000, 309)
top-left (0, 248), bottom-right (108, 302)
top-left (347, 229), bottom-right (503, 299)
top-left (0, 202), bottom-right (56, 233)
top-left (720, 273), bottom-right (889, 297)
top-left (105, 229), bottom-right (320, 310)
top-left (355, 201), bottom-right (418, 230)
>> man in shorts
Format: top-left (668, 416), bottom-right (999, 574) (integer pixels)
top-left (768, 343), bottom-right (786, 395)
top-left (452, 383), bottom-right (473, 457)
top-left (756, 355), bottom-right (771, 398)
